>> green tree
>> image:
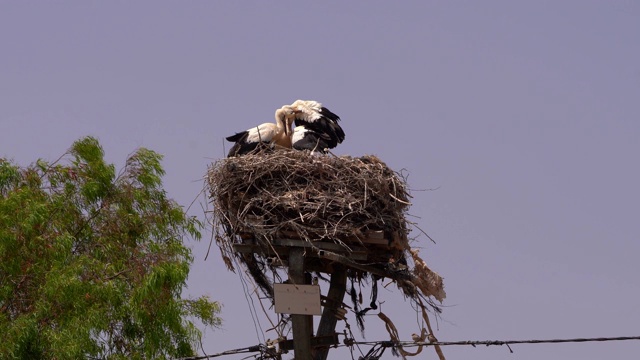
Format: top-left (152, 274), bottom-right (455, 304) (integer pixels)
top-left (0, 137), bottom-right (221, 359)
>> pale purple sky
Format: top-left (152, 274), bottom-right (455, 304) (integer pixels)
top-left (2, 2), bottom-right (639, 359)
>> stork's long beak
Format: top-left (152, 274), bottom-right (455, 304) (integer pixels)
top-left (283, 117), bottom-right (292, 136)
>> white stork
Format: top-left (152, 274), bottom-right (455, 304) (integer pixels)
top-left (225, 106), bottom-right (297, 157)
top-left (289, 100), bottom-right (344, 153)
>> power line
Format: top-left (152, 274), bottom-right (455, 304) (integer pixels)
top-left (233, 255), bottom-right (266, 345)
top-left (380, 335), bottom-right (640, 347)
top-left (175, 344), bottom-right (267, 360)
top-left (346, 335), bottom-right (640, 354)
top-left (176, 335), bottom-right (640, 359)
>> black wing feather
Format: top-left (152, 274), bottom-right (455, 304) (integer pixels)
top-left (292, 128), bottom-right (332, 152)
top-left (226, 130), bottom-right (263, 157)
top-left (293, 106), bottom-right (345, 146)
top-left (226, 131), bottom-right (249, 143)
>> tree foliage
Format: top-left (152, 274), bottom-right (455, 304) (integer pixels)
top-left (0, 137), bottom-right (221, 359)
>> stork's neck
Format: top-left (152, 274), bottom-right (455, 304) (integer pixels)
top-left (274, 108), bottom-right (292, 137)
top-left (274, 108), bottom-right (286, 130)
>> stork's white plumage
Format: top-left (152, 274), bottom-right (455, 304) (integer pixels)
top-left (225, 106), bottom-right (296, 157)
top-left (289, 100), bottom-right (344, 151)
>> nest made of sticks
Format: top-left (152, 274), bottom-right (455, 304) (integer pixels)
top-left (206, 150), bottom-right (445, 305)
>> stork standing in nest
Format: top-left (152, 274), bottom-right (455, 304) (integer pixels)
top-left (226, 105), bottom-right (298, 157)
top-left (289, 100), bottom-right (345, 153)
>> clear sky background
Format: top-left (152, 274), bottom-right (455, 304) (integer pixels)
top-left (2, 2), bottom-right (639, 359)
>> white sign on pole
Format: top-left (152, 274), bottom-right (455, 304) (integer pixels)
top-left (274, 283), bottom-right (322, 315)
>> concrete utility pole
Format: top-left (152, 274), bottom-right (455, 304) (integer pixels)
top-left (289, 247), bottom-right (313, 360)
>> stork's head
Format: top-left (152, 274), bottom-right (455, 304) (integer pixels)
top-left (291, 100), bottom-right (322, 112)
top-left (275, 105), bottom-right (300, 135)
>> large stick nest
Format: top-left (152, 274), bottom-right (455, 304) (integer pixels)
top-left (206, 150), bottom-right (445, 305)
